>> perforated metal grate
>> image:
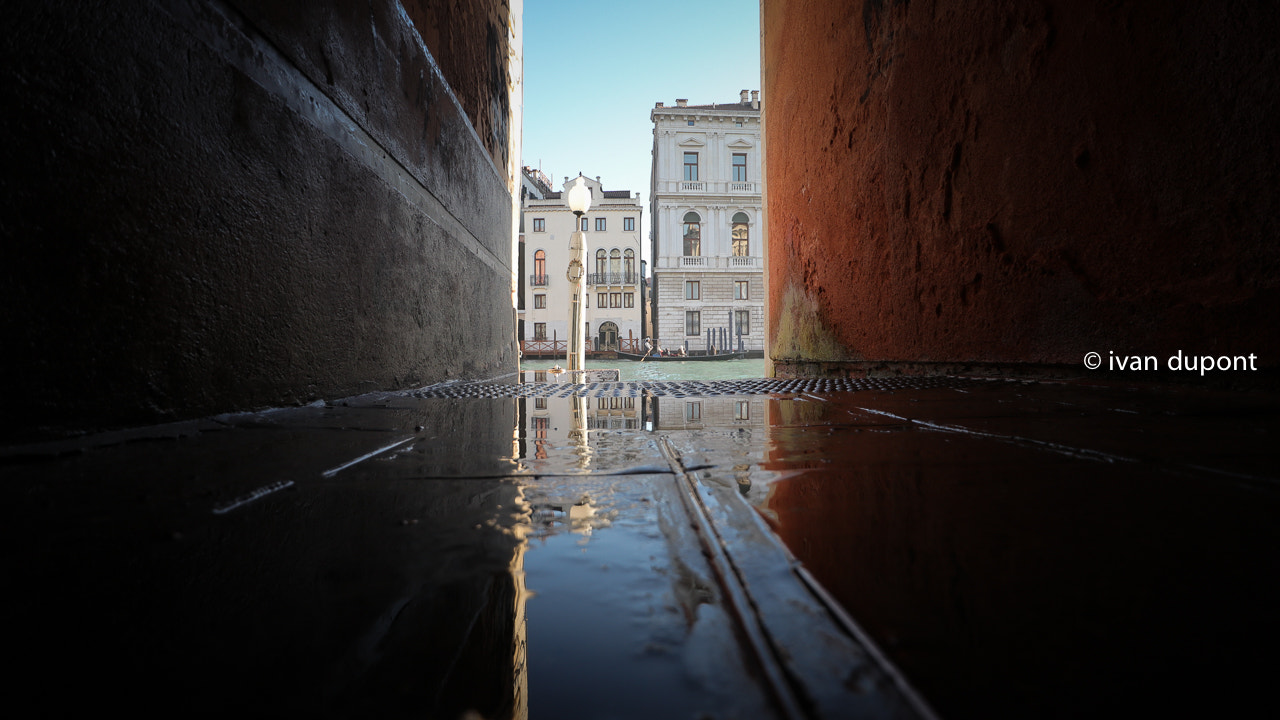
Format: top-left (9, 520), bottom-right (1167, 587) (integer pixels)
top-left (408, 376), bottom-right (987, 399)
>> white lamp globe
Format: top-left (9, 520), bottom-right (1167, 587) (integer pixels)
top-left (567, 176), bottom-right (592, 216)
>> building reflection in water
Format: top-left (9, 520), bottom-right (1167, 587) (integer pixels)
top-left (758, 396), bottom-right (1280, 720)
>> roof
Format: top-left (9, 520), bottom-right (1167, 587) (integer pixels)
top-left (684, 101), bottom-right (758, 111)
top-left (521, 166), bottom-right (553, 196)
top-left (653, 101), bottom-right (760, 114)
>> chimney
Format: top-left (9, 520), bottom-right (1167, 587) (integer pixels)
top-left (676, 98), bottom-right (687, 107)
top-left (655, 101), bottom-right (664, 108)
top-left (751, 90), bottom-right (759, 109)
top-left (739, 89), bottom-right (749, 103)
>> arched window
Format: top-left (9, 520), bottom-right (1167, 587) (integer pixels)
top-left (595, 248), bottom-right (607, 277)
top-left (534, 250), bottom-right (546, 283)
top-left (683, 211), bottom-right (701, 256)
top-left (731, 212), bottom-right (749, 257)
top-left (610, 248), bottom-right (621, 278)
top-left (623, 248), bottom-right (635, 279)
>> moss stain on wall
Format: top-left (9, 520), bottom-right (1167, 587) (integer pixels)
top-left (771, 283), bottom-right (853, 363)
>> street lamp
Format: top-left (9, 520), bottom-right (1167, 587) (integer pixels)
top-left (565, 175), bottom-right (591, 373)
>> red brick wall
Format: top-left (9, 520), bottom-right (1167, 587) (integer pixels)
top-left (764, 0), bottom-right (1280, 378)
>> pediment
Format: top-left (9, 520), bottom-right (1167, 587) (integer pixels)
top-left (677, 136), bottom-right (706, 147)
top-left (727, 137), bottom-right (754, 148)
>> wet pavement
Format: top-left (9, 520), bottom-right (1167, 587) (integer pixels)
top-left (4, 377), bottom-right (1278, 718)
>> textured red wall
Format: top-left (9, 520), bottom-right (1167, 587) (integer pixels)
top-left (764, 0), bottom-right (1279, 377)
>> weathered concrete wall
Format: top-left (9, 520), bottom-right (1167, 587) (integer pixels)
top-left (0, 0), bottom-right (520, 437)
top-left (764, 0), bottom-right (1280, 378)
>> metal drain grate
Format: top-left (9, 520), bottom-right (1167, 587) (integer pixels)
top-left (408, 376), bottom-right (989, 399)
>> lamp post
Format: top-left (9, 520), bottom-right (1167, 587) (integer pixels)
top-left (565, 175), bottom-right (591, 373)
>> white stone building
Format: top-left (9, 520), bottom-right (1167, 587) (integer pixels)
top-left (650, 90), bottom-right (763, 354)
top-left (521, 173), bottom-right (644, 354)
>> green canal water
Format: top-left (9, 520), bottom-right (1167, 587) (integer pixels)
top-left (519, 357), bottom-right (766, 382)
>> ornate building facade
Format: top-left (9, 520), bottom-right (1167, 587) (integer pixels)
top-left (521, 172), bottom-right (643, 354)
top-left (650, 91), bottom-right (763, 354)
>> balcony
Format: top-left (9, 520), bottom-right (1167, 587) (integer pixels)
top-left (662, 256), bottom-right (761, 270)
top-left (529, 274), bottom-right (549, 287)
top-left (586, 272), bottom-right (639, 286)
top-left (661, 180), bottom-right (759, 195)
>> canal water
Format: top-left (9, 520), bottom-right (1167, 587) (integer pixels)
top-left (519, 357), bottom-right (766, 382)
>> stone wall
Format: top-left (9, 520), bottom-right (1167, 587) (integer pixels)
top-left (0, 0), bottom-right (521, 438)
top-left (655, 273), bottom-right (765, 351)
top-left (763, 0), bottom-right (1279, 380)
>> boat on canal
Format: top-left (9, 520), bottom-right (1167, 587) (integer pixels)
top-left (615, 350), bottom-right (747, 362)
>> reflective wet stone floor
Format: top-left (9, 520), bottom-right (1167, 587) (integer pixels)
top-left (4, 377), bottom-right (1278, 718)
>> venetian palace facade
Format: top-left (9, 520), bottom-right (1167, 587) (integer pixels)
top-left (650, 90), bottom-right (763, 353)
top-left (520, 171), bottom-right (643, 354)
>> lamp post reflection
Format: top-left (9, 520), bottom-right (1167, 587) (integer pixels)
top-left (568, 395), bottom-right (591, 471)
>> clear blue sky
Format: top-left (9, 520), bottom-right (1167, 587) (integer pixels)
top-left (521, 0), bottom-right (761, 269)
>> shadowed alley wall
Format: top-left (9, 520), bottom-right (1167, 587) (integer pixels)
top-left (0, 0), bottom-right (521, 438)
top-left (763, 0), bottom-right (1279, 379)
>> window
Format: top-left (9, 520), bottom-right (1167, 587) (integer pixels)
top-left (609, 248), bottom-right (621, 276)
top-left (585, 293), bottom-right (589, 307)
top-left (581, 217), bottom-right (589, 232)
top-left (624, 292), bottom-right (634, 308)
top-left (595, 217), bottom-right (607, 232)
top-left (534, 294), bottom-right (546, 309)
top-left (685, 280), bottom-right (700, 300)
top-left (732, 212), bottom-right (749, 257)
top-left (735, 401), bottom-right (750, 420)
top-left (532, 218), bottom-right (545, 232)
top-left (533, 323), bottom-right (547, 341)
top-left (683, 153), bottom-right (699, 181)
top-left (687, 119), bottom-right (695, 126)
top-left (685, 402), bottom-right (702, 421)
top-left (686, 311), bottom-right (700, 336)
top-left (624, 248), bottom-right (634, 278)
top-left (610, 292), bottom-right (621, 308)
top-left (533, 250), bottom-right (547, 285)
top-left (623, 217), bottom-right (635, 232)
top-left (595, 248), bottom-right (607, 277)
top-left (535, 398), bottom-right (547, 410)
top-left (683, 211), bottom-right (701, 256)
top-left (735, 310), bottom-right (751, 335)
top-left (732, 154), bottom-right (747, 182)
top-left (735, 280), bottom-right (749, 300)
top-left (598, 292), bottom-right (607, 307)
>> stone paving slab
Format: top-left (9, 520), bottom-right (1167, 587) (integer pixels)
top-left (2, 389), bottom-right (934, 719)
top-left (5, 377), bottom-right (1278, 719)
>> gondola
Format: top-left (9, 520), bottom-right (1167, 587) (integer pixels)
top-left (615, 350), bottom-right (746, 362)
